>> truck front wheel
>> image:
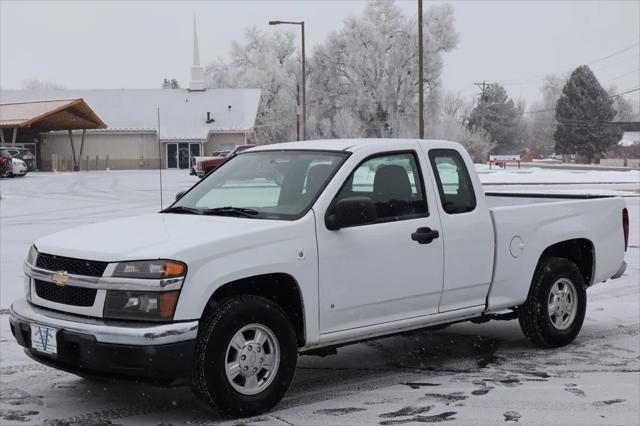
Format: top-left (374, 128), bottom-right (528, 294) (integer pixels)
top-left (518, 257), bottom-right (587, 348)
top-left (191, 295), bottom-right (298, 417)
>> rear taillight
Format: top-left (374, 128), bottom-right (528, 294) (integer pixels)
top-left (0, 157), bottom-right (4, 165)
top-left (622, 208), bottom-right (629, 252)
top-left (197, 163), bottom-right (203, 171)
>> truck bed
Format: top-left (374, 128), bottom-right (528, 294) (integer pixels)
top-left (485, 191), bottom-right (614, 208)
top-left (484, 191), bottom-right (626, 311)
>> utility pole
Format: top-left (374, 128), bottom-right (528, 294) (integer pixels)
top-left (301, 21), bottom-right (306, 140)
top-left (417, 0), bottom-right (424, 139)
top-left (474, 81), bottom-right (493, 131)
top-left (296, 84), bottom-right (301, 141)
top-left (269, 20), bottom-right (306, 140)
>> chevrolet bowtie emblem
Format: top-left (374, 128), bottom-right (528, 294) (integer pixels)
top-left (52, 271), bottom-right (69, 286)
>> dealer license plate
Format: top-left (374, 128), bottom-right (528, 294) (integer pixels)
top-left (30, 324), bottom-right (58, 355)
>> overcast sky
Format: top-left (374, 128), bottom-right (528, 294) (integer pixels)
top-left (1, 0), bottom-right (638, 105)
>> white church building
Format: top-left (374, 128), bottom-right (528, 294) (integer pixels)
top-left (0, 21), bottom-right (260, 171)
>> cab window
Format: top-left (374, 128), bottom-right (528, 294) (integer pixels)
top-left (429, 149), bottom-right (476, 214)
top-left (335, 152), bottom-right (428, 223)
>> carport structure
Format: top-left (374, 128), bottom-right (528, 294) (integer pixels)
top-left (0, 98), bottom-right (106, 170)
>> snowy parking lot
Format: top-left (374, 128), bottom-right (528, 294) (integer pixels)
top-left (1, 168), bottom-right (639, 425)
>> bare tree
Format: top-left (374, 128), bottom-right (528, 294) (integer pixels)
top-left (308, 0), bottom-right (458, 138)
top-left (21, 78), bottom-right (66, 90)
top-left (206, 28), bottom-right (299, 144)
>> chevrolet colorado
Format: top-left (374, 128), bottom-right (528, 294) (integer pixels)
top-left (10, 139), bottom-right (628, 417)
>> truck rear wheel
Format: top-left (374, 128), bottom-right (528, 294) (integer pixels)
top-left (191, 295), bottom-right (298, 417)
top-left (518, 257), bottom-right (587, 348)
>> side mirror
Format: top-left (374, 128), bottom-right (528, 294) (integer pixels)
top-left (175, 191), bottom-right (186, 201)
top-left (326, 197), bottom-right (376, 230)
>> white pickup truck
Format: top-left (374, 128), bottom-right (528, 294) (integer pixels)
top-left (10, 139), bottom-right (628, 417)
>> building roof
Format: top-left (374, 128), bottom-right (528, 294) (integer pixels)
top-left (0, 98), bottom-right (106, 130)
top-left (0, 88), bottom-right (261, 140)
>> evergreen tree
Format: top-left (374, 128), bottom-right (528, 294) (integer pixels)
top-left (161, 77), bottom-right (180, 89)
top-left (467, 83), bottom-right (525, 154)
top-left (554, 66), bottom-right (622, 163)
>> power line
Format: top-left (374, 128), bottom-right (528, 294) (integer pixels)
top-left (522, 87), bottom-right (639, 115)
top-left (587, 42), bottom-right (640, 65)
top-left (603, 68), bottom-right (640, 84)
top-left (499, 42), bottom-right (640, 86)
top-left (610, 87), bottom-right (640, 98)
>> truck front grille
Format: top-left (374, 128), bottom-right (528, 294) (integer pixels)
top-left (36, 253), bottom-right (108, 277)
top-left (35, 280), bottom-right (97, 307)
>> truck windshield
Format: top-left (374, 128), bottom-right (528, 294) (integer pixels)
top-left (171, 150), bottom-right (349, 220)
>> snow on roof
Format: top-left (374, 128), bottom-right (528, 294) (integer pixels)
top-left (0, 88), bottom-right (260, 140)
top-left (0, 99), bottom-right (106, 129)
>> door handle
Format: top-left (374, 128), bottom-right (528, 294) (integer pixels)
top-left (411, 227), bottom-right (439, 244)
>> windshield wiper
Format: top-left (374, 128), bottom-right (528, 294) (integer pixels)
top-left (200, 206), bottom-right (260, 218)
top-left (161, 206), bottom-right (203, 215)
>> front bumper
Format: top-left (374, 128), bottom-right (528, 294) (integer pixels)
top-left (9, 298), bottom-right (198, 384)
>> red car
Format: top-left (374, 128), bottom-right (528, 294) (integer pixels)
top-left (0, 149), bottom-right (14, 178)
top-left (197, 144), bottom-right (256, 178)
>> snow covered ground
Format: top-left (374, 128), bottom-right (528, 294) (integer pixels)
top-left (1, 168), bottom-right (639, 425)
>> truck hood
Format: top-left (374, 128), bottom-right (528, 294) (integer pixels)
top-left (34, 213), bottom-right (294, 262)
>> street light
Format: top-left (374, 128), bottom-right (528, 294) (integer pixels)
top-left (269, 20), bottom-right (306, 140)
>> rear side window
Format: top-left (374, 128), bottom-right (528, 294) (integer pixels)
top-left (429, 149), bottom-right (476, 214)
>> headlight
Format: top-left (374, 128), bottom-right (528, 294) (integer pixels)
top-left (112, 260), bottom-right (186, 279)
top-left (104, 290), bottom-right (179, 321)
top-left (26, 245), bottom-right (38, 266)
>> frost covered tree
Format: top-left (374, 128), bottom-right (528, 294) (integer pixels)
top-left (21, 78), bottom-right (66, 90)
top-left (205, 28), bottom-right (299, 144)
top-left (162, 78), bottom-right (180, 89)
top-left (427, 91), bottom-right (493, 162)
top-left (467, 83), bottom-right (526, 154)
top-left (611, 92), bottom-right (640, 122)
top-left (554, 66), bottom-right (623, 163)
top-left (526, 75), bottom-right (565, 157)
top-left (308, 0), bottom-right (458, 139)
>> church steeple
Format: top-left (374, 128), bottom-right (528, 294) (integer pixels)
top-left (189, 15), bottom-right (205, 91)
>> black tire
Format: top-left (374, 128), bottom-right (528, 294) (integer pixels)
top-left (518, 257), bottom-right (587, 348)
top-left (191, 295), bottom-right (298, 417)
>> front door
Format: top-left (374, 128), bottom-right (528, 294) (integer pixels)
top-left (178, 143), bottom-right (189, 169)
top-left (316, 148), bottom-right (444, 334)
top-left (167, 144), bottom-right (178, 168)
top-left (167, 143), bottom-right (202, 169)
top-left (189, 143), bottom-right (201, 166)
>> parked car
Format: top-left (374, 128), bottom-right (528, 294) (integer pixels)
top-left (10, 158), bottom-right (28, 177)
top-left (10, 139), bottom-right (628, 418)
top-left (0, 146), bottom-right (36, 171)
top-left (195, 144), bottom-right (256, 178)
top-left (190, 150), bottom-right (230, 175)
top-left (0, 149), bottom-right (13, 177)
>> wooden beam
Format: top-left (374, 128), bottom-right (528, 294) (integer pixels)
top-left (79, 129), bottom-right (86, 158)
top-left (68, 130), bottom-right (78, 171)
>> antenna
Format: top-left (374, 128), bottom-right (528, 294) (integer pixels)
top-left (157, 107), bottom-right (164, 210)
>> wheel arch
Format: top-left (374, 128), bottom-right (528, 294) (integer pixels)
top-left (202, 273), bottom-right (306, 347)
top-left (537, 238), bottom-right (595, 286)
